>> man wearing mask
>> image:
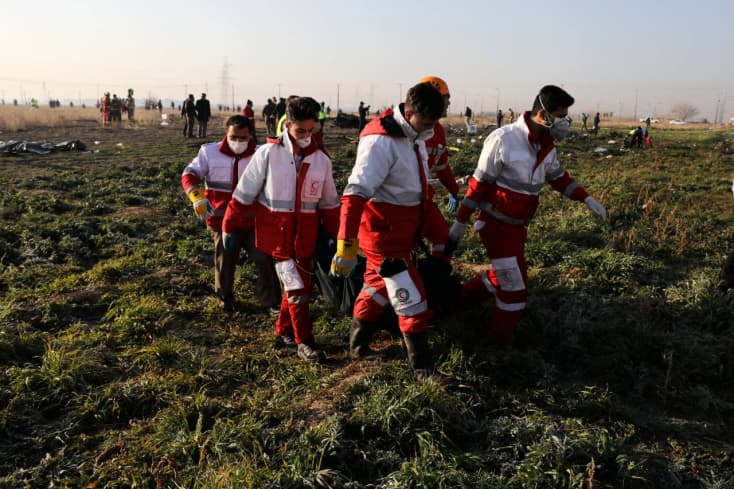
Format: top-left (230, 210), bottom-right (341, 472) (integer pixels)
top-left (222, 97), bottom-right (340, 363)
top-left (448, 85), bottom-right (608, 346)
top-left (181, 115), bottom-right (280, 313)
top-left (331, 83), bottom-right (449, 382)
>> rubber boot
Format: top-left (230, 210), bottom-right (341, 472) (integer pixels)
top-left (349, 317), bottom-right (382, 360)
top-left (403, 331), bottom-right (455, 387)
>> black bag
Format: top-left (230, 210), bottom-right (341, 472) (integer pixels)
top-left (313, 229), bottom-right (366, 315)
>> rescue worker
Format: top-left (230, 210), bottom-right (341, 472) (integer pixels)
top-left (101, 92), bottom-right (111, 127)
top-left (126, 89), bottom-right (135, 122)
top-left (448, 85), bottom-right (608, 346)
top-left (508, 108), bottom-right (516, 124)
top-left (331, 83), bottom-right (448, 381)
top-left (181, 115), bottom-right (280, 313)
top-left (241, 100), bottom-right (256, 142)
top-left (222, 97), bottom-right (340, 363)
top-left (418, 75), bottom-right (461, 259)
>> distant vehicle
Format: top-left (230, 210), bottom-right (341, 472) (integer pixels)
top-left (639, 117), bottom-right (660, 123)
top-left (669, 120), bottom-right (688, 125)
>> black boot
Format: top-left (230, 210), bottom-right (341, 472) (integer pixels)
top-left (403, 331), bottom-right (455, 386)
top-left (349, 317), bottom-right (382, 360)
top-left (403, 331), bottom-right (436, 378)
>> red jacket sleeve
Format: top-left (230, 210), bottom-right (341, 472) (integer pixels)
top-left (181, 174), bottom-right (200, 195)
top-left (434, 153), bottom-right (460, 196)
top-left (548, 172), bottom-right (589, 202)
top-left (222, 198), bottom-right (255, 233)
top-left (320, 207), bottom-right (340, 239)
top-left (338, 194), bottom-right (367, 240)
top-left (456, 177), bottom-right (492, 223)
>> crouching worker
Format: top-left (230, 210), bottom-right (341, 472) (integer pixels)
top-left (331, 83), bottom-right (449, 382)
top-left (223, 96), bottom-right (340, 363)
top-left (181, 115), bottom-right (280, 313)
top-left (448, 85), bottom-right (608, 346)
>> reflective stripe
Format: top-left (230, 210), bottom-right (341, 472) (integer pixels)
top-left (288, 295), bottom-right (310, 304)
top-left (481, 272), bottom-right (496, 293)
top-left (396, 299), bottom-right (428, 317)
top-left (495, 297), bottom-right (526, 312)
top-left (370, 191), bottom-right (422, 204)
top-left (563, 181), bottom-right (579, 197)
top-left (362, 285), bottom-right (389, 307)
top-left (183, 168), bottom-right (202, 179)
top-left (205, 181), bottom-right (234, 192)
top-left (344, 183), bottom-right (372, 199)
top-left (496, 175), bottom-right (544, 194)
top-left (302, 201), bottom-right (318, 210)
top-left (462, 197), bottom-right (478, 209)
top-left (259, 196), bottom-right (296, 211)
top-left (478, 202), bottom-right (530, 226)
top-left (474, 167), bottom-right (499, 182)
top-left (233, 187), bottom-right (257, 203)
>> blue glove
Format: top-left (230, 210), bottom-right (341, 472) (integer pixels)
top-left (223, 232), bottom-right (236, 253)
top-left (447, 194), bottom-right (460, 213)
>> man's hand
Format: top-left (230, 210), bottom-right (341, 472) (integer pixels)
top-left (448, 220), bottom-right (467, 243)
top-left (584, 196), bottom-right (608, 222)
top-left (447, 194), bottom-right (460, 213)
top-left (188, 188), bottom-right (213, 221)
top-left (330, 239), bottom-right (359, 277)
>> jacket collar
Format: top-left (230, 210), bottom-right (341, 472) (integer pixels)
top-left (393, 104), bottom-right (419, 141)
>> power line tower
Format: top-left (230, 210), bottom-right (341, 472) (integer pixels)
top-left (220, 57), bottom-right (230, 108)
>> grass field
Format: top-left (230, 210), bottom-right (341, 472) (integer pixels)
top-left (1, 108), bottom-right (733, 488)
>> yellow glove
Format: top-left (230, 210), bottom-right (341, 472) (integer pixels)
top-left (330, 238), bottom-right (359, 277)
top-left (188, 188), bottom-right (213, 221)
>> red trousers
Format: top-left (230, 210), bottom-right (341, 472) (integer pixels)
top-left (274, 257), bottom-right (314, 345)
top-left (353, 248), bottom-right (432, 335)
top-left (460, 215), bottom-right (528, 344)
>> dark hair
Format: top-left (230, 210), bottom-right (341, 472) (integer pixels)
top-left (225, 115), bottom-right (253, 132)
top-left (286, 96), bottom-right (320, 122)
top-left (404, 83), bottom-right (445, 120)
top-left (532, 85), bottom-right (574, 115)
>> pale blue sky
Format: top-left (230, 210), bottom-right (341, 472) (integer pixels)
top-left (1, 0), bottom-right (732, 119)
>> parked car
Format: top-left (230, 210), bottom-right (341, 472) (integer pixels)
top-left (669, 120), bottom-right (688, 125)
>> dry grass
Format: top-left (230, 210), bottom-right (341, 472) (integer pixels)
top-left (0, 106), bottom-right (180, 132)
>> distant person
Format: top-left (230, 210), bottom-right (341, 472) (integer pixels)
top-left (158, 100), bottom-right (163, 112)
top-left (241, 99), bottom-right (256, 142)
top-left (222, 96), bottom-right (340, 363)
top-left (508, 108), bottom-right (515, 123)
top-left (196, 93), bottom-right (211, 138)
top-left (170, 101), bottom-right (175, 109)
top-left (110, 94), bottom-right (122, 127)
top-left (581, 112), bottom-right (589, 131)
top-left (448, 84), bottom-right (608, 346)
top-left (181, 115), bottom-right (280, 313)
top-left (464, 106), bottom-right (473, 130)
top-left (318, 101), bottom-right (327, 130)
top-left (126, 89), bottom-right (135, 122)
top-left (645, 116), bottom-right (651, 128)
top-left (629, 126), bottom-right (644, 148)
top-left (263, 98), bottom-right (277, 135)
top-left (181, 94), bottom-right (197, 138)
top-left (496, 109), bottom-right (504, 128)
top-left (101, 92), bottom-right (111, 127)
top-left (274, 97), bottom-right (286, 123)
top-left (358, 101), bottom-right (370, 131)
top-left (592, 112), bottom-right (600, 134)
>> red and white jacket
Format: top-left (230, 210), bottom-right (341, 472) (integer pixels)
top-left (181, 137), bottom-right (257, 230)
top-left (222, 134), bottom-right (340, 260)
top-left (457, 111), bottom-right (589, 227)
top-left (425, 122), bottom-right (460, 197)
top-left (339, 105), bottom-right (432, 256)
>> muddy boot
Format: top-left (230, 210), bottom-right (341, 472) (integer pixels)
top-left (403, 331), bottom-right (454, 386)
top-left (349, 317), bottom-right (383, 360)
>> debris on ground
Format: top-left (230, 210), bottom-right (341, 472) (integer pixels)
top-left (0, 139), bottom-right (88, 155)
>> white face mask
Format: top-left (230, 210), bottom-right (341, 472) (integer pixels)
top-left (228, 138), bottom-right (248, 154)
top-left (547, 117), bottom-right (571, 141)
top-left (295, 136), bottom-right (312, 149)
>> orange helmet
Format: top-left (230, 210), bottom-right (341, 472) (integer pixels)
top-left (419, 76), bottom-right (450, 96)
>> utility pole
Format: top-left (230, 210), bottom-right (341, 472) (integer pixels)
top-left (714, 94), bottom-right (721, 125)
top-left (336, 83), bottom-right (340, 113)
top-left (633, 89), bottom-right (638, 121)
